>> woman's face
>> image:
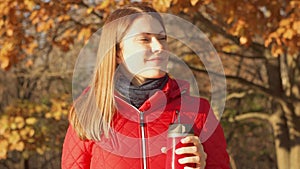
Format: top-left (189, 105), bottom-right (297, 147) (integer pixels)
top-left (117, 15), bottom-right (169, 79)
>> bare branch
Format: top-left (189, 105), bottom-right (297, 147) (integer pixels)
top-left (229, 112), bottom-right (271, 123)
top-left (13, 70), bottom-right (73, 79)
top-left (226, 90), bottom-right (254, 100)
top-left (78, 1), bottom-right (104, 20)
top-left (220, 51), bottom-right (267, 60)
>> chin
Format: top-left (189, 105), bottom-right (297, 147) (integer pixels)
top-left (140, 71), bottom-right (166, 79)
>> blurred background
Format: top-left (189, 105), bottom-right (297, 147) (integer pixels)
top-left (0, 0), bottom-right (299, 169)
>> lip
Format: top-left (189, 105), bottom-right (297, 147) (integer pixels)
top-left (145, 57), bottom-right (167, 61)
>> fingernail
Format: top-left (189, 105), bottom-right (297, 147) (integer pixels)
top-left (178, 158), bottom-right (183, 164)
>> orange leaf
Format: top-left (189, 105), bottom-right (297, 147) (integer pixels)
top-left (190, 0), bottom-right (199, 6)
top-left (29, 11), bottom-right (38, 21)
top-left (77, 27), bottom-right (92, 42)
top-left (24, 0), bottom-right (36, 10)
top-left (0, 42), bottom-right (14, 69)
top-left (86, 7), bottom-right (94, 14)
top-left (95, 0), bottom-right (110, 10)
top-left (283, 29), bottom-right (295, 40)
top-left (6, 29), bottom-right (13, 36)
top-left (279, 19), bottom-right (291, 27)
top-left (271, 46), bottom-right (284, 57)
top-left (25, 59), bottom-right (33, 67)
top-left (239, 36), bottom-right (248, 45)
top-left (292, 21), bottom-right (300, 34)
top-left (152, 0), bottom-right (172, 12)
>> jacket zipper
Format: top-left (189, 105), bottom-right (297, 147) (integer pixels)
top-left (114, 96), bottom-right (148, 168)
top-left (139, 111), bottom-right (147, 169)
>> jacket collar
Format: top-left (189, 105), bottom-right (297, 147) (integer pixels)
top-left (114, 77), bottom-right (190, 114)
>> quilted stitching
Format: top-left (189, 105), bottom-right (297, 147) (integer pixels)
top-left (62, 126), bottom-right (92, 169)
top-left (61, 78), bottom-right (230, 169)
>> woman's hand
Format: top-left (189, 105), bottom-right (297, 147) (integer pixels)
top-left (175, 136), bottom-right (207, 169)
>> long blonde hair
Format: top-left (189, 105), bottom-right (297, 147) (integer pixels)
top-left (69, 5), bottom-right (166, 140)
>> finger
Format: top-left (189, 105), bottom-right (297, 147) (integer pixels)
top-left (183, 166), bottom-right (200, 169)
top-left (175, 146), bottom-right (198, 155)
top-left (181, 136), bottom-right (201, 146)
top-left (183, 136), bottom-right (205, 155)
top-left (178, 156), bottom-right (200, 164)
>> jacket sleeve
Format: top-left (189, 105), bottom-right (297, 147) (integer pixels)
top-left (202, 123), bottom-right (230, 169)
top-left (61, 125), bottom-right (94, 169)
top-left (196, 99), bottom-right (230, 169)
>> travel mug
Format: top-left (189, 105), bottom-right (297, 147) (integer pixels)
top-left (165, 123), bottom-right (196, 169)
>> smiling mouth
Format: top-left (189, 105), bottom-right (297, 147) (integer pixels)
top-left (145, 57), bottom-right (167, 61)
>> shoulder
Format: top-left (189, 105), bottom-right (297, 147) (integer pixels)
top-left (181, 95), bottom-right (211, 114)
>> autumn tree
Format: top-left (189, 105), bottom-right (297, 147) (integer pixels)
top-left (155, 0), bottom-right (299, 169)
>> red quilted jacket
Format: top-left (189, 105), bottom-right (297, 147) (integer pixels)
top-left (61, 78), bottom-right (230, 169)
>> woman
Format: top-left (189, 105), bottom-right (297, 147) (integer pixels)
top-left (62, 4), bottom-right (230, 169)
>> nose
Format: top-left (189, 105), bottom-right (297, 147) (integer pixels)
top-left (150, 37), bottom-right (163, 53)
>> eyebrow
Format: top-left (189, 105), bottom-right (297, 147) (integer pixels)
top-left (122, 31), bottom-right (166, 41)
top-left (135, 31), bottom-right (166, 36)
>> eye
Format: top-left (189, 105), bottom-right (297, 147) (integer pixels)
top-left (157, 34), bottom-right (167, 41)
top-left (140, 38), bottom-right (150, 42)
top-left (139, 37), bottom-right (150, 42)
top-left (158, 37), bottom-right (167, 41)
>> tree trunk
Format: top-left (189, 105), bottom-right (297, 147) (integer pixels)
top-left (290, 145), bottom-right (300, 169)
top-left (289, 104), bottom-right (300, 169)
top-left (270, 110), bottom-right (290, 169)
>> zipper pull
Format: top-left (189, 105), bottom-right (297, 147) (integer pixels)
top-left (140, 111), bottom-right (145, 127)
top-left (176, 110), bottom-right (180, 123)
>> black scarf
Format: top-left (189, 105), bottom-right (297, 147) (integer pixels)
top-left (114, 68), bottom-right (169, 108)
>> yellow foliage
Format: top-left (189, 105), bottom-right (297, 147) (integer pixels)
top-left (26, 117), bottom-right (37, 125)
top-left (23, 41), bottom-right (38, 55)
top-left (0, 140), bottom-right (8, 159)
top-left (20, 127), bottom-right (35, 139)
top-left (221, 44), bottom-right (239, 53)
top-left (78, 27), bottom-right (92, 42)
top-left (36, 147), bottom-right (45, 155)
top-left (14, 116), bottom-right (25, 129)
top-left (0, 115), bottom-right (9, 135)
top-left (11, 141), bottom-right (25, 151)
top-left (86, 7), bottom-right (94, 14)
top-left (0, 93), bottom-right (71, 159)
top-left (45, 112), bottom-right (52, 119)
top-left (8, 131), bottom-right (21, 145)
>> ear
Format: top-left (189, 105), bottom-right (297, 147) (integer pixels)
top-left (116, 52), bottom-right (122, 64)
top-left (116, 44), bottom-right (123, 64)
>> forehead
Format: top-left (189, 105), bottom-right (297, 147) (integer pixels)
top-left (124, 15), bottom-right (165, 38)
